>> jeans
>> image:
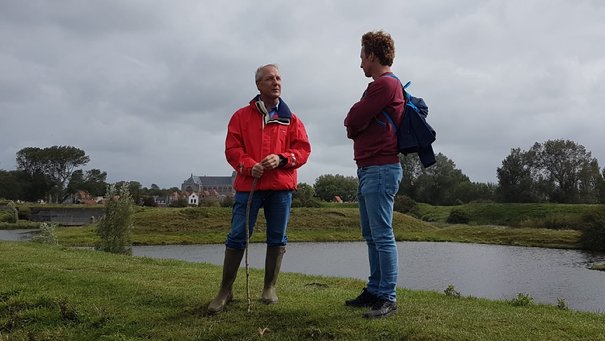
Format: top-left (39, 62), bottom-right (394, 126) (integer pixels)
top-left (357, 163), bottom-right (403, 302)
top-left (225, 190), bottom-right (292, 250)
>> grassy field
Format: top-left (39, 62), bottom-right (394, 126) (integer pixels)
top-left (416, 202), bottom-right (603, 229)
top-left (51, 206), bottom-right (583, 250)
top-left (1, 241), bottom-right (604, 340)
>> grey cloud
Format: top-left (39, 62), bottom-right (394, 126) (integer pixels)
top-left (1, 0), bottom-right (605, 189)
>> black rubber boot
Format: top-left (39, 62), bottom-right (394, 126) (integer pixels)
top-left (207, 247), bottom-right (245, 313)
top-left (261, 246), bottom-right (286, 304)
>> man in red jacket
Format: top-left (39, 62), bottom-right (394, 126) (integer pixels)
top-left (208, 64), bottom-right (311, 314)
top-left (344, 31), bottom-right (404, 319)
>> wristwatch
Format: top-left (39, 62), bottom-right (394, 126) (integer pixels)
top-left (278, 155), bottom-right (287, 167)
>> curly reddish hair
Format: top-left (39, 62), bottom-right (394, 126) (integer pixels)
top-left (361, 30), bottom-right (395, 66)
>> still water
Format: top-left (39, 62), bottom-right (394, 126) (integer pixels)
top-left (2, 230), bottom-right (604, 313)
top-left (132, 241), bottom-right (605, 313)
top-left (0, 229), bottom-right (38, 241)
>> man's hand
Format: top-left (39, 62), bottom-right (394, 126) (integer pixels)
top-left (261, 154), bottom-right (281, 170)
top-left (251, 163), bottom-right (265, 178)
top-left (252, 154), bottom-right (282, 178)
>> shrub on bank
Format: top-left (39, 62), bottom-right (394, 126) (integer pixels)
top-left (96, 183), bottom-right (134, 254)
top-left (31, 222), bottom-right (59, 245)
top-left (0, 210), bottom-right (13, 223)
top-left (220, 195), bottom-right (234, 207)
top-left (447, 208), bottom-right (470, 224)
top-left (394, 195), bottom-right (418, 216)
top-left (199, 197), bottom-right (221, 207)
top-left (579, 208), bottom-right (605, 251)
top-left (0, 200), bottom-right (18, 223)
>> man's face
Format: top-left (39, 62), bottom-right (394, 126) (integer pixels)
top-left (256, 66), bottom-right (281, 101)
top-left (360, 47), bottom-right (372, 78)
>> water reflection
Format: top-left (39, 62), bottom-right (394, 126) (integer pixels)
top-left (132, 241), bottom-right (605, 313)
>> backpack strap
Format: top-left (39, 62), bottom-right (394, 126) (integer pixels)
top-left (382, 110), bottom-right (397, 133)
top-left (382, 73), bottom-right (410, 133)
top-left (387, 74), bottom-right (422, 113)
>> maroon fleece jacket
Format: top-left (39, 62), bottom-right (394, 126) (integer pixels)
top-left (345, 72), bottom-right (404, 168)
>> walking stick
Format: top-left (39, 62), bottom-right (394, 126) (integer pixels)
top-left (245, 177), bottom-right (258, 313)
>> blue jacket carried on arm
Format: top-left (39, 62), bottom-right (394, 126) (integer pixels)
top-left (397, 96), bottom-right (436, 168)
top-left (383, 76), bottom-right (437, 168)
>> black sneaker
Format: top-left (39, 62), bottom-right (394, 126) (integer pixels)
top-left (345, 288), bottom-right (378, 307)
top-left (363, 299), bottom-right (397, 319)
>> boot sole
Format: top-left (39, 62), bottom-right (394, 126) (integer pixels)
top-left (363, 308), bottom-right (398, 319)
top-left (207, 294), bottom-right (233, 314)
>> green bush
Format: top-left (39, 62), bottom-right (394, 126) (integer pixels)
top-left (31, 222), bottom-right (59, 245)
top-left (96, 183), bottom-right (134, 254)
top-left (169, 198), bottom-right (188, 208)
top-left (200, 197), bottom-right (220, 207)
top-left (394, 195), bottom-right (418, 216)
top-left (0, 201), bottom-right (18, 223)
top-left (17, 206), bottom-right (30, 220)
top-left (518, 213), bottom-right (583, 230)
top-left (508, 293), bottom-right (534, 307)
top-left (0, 210), bottom-right (12, 223)
top-left (447, 208), bottom-right (470, 224)
top-left (444, 284), bottom-right (461, 298)
top-left (141, 196), bottom-right (158, 207)
top-left (291, 197), bottom-right (322, 208)
top-left (579, 209), bottom-right (605, 251)
top-left (220, 195), bottom-right (234, 208)
top-left (557, 298), bottom-right (568, 310)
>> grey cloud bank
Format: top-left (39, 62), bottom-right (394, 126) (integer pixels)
top-left (1, 1), bottom-right (604, 188)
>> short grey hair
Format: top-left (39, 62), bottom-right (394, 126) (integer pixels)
top-left (255, 64), bottom-right (279, 83)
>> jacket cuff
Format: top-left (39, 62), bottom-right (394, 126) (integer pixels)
top-left (238, 160), bottom-right (256, 176)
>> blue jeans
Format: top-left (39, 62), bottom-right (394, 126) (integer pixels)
top-left (357, 163), bottom-right (403, 302)
top-left (225, 190), bottom-right (292, 250)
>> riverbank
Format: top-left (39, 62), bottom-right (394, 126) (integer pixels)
top-left (592, 262), bottom-right (605, 271)
top-left (52, 207), bottom-right (582, 250)
top-left (1, 241), bottom-right (604, 340)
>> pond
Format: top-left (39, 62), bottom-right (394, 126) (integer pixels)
top-left (131, 241), bottom-right (605, 313)
top-left (0, 229), bottom-right (38, 241)
top-left (2, 230), bottom-right (604, 313)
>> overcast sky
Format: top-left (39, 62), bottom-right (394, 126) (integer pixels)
top-left (1, 1), bottom-right (604, 189)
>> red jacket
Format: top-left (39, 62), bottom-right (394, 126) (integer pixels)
top-left (225, 96), bottom-right (311, 192)
top-left (345, 72), bottom-right (404, 167)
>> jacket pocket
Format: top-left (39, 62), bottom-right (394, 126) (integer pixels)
top-left (274, 125), bottom-right (288, 152)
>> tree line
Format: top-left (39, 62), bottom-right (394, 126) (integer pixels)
top-left (299, 139), bottom-right (605, 205)
top-left (2, 140), bottom-right (605, 206)
top-left (0, 146), bottom-right (178, 204)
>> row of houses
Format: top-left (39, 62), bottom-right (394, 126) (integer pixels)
top-left (178, 173), bottom-right (236, 205)
top-left (65, 172), bottom-right (237, 206)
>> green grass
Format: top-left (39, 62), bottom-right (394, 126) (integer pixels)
top-left (1, 241), bottom-right (604, 340)
top-left (416, 203), bottom-right (603, 229)
top-left (54, 207), bottom-right (437, 246)
top-left (51, 207), bottom-right (584, 250)
top-left (399, 224), bottom-right (582, 249)
top-left (0, 221), bottom-right (41, 230)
